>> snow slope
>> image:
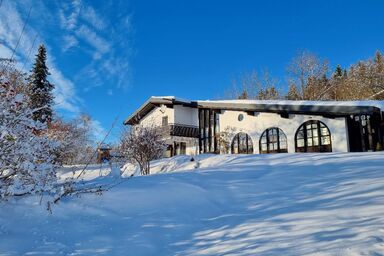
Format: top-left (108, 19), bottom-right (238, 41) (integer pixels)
top-left (1, 153), bottom-right (384, 255)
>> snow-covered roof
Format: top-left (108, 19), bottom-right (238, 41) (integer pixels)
top-left (124, 96), bottom-right (196, 125)
top-left (124, 96), bottom-right (384, 125)
top-left (199, 99), bottom-right (384, 110)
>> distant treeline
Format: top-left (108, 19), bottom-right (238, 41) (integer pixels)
top-left (227, 50), bottom-right (384, 101)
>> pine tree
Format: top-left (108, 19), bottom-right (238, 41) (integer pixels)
top-left (317, 74), bottom-right (330, 100)
top-left (328, 65), bottom-right (343, 100)
top-left (286, 84), bottom-right (301, 100)
top-left (333, 65), bottom-right (343, 78)
top-left (1, 60), bottom-right (59, 199)
top-left (257, 86), bottom-right (280, 100)
top-left (343, 69), bottom-right (348, 78)
top-left (238, 89), bottom-right (248, 99)
top-left (28, 45), bottom-right (54, 123)
top-left (374, 50), bottom-right (383, 68)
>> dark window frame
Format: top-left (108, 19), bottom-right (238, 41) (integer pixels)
top-left (259, 127), bottom-right (288, 154)
top-left (295, 120), bottom-right (332, 153)
top-left (199, 109), bottom-right (220, 154)
top-left (231, 132), bottom-right (254, 154)
top-left (162, 116), bottom-right (168, 126)
top-left (179, 142), bottom-right (186, 155)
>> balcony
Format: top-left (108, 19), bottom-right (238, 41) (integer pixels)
top-left (159, 123), bottom-right (199, 138)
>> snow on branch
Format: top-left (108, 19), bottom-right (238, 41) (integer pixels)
top-left (120, 125), bottom-right (167, 175)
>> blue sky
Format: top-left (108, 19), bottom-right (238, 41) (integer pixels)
top-left (1, 0), bottom-right (383, 143)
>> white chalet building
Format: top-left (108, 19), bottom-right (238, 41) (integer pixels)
top-left (124, 96), bottom-right (384, 156)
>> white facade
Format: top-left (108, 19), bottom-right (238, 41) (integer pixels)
top-left (140, 105), bottom-right (175, 127)
top-left (138, 104), bottom-right (199, 156)
top-left (174, 105), bottom-right (199, 126)
top-left (125, 96), bottom-right (384, 156)
top-left (137, 105), bottom-right (348, 155)
top-left (219, 110), bottom-right (348, 153)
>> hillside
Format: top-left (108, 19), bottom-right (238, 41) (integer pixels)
top-left (1, 152), bottom-right (384, 255)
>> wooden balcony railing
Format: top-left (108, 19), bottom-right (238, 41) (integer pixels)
top-left (158, 123), bottom-right (199, 138)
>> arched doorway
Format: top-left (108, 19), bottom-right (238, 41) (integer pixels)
top-left (231, 132), bottom-right (253, 154)
top-left (259, 127), bottom-right (288, 154)
top-left (295, 120), bottom-right (332, 152)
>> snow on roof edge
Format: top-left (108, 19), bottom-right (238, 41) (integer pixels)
top-left (125, 96), bottom-right (384, 125)
top-left (150, 96), bottom-right (192, 104)
top-left (196, 99), bottom-right (384, 110)
top-left (149, 96), bottom-right (384, 110)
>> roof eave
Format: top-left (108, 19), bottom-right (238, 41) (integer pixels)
top-left (123, 97), bottom-right (194, 125)
top-left (197, 102), bottom-right (381, 116)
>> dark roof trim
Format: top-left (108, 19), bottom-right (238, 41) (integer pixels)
top-left (124, 97), bottom-right (382, 125)
top-left (197, 102), bottom-right (381, 116)
top-left (124, 97), bottom-right (195, 125)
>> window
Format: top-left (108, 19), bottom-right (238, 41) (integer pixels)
top-left (238, 114), bottom-right (244, 121)
top-left (199, 109), bottom-right (220, 153)
top-left (162, 116), bottom-right (168, 126)
top-left (231, 132), bottom-right (253, 154)
top-left (205, 109), bottom-right (209, 152)
top-left (295, 120), bottom-right (332, 152)
top-left (259, 128), bottom-right (288, 154)
top-left (164, 145), bottom-right (173, 157)
top-left (210, 110), bottom-right (215, 152)
top-left (180, 142), bottom-right (186, 154)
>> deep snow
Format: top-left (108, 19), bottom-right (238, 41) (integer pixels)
top-left (1, 152), bottom-right (384, 255)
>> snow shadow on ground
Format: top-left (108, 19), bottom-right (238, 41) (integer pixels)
top-left (1, 153), bottom-right (384, 255)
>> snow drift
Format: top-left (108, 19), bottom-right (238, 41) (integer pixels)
top-left (1, 152), bottom-right (384, 255)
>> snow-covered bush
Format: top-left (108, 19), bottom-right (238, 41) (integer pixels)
top-left (217, 126), bottom-right (236, 154)
top-left (0, 62), bottom-right (59, 199)
top-left (120, 125), bottom-right (167, 175)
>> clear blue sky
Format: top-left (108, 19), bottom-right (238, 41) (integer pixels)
top-left (0, 0), bottom-right (383, 142)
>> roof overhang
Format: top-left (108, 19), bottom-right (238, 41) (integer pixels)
top-left (197, 101), bottom-right (382, 116)
top-left (124, 97), bottom-right (383, 125)
top-left (124, 97), bottom-right (195, 125)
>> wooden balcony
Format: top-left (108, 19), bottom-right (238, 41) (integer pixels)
top-left (159, 123), bottom-right (199, 138)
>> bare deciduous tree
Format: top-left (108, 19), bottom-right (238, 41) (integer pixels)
top-left (227, 70), bottom-right (282, 100)
top-left (225, 49), bottom-right (384, 101)
top-left (216, 126), bottom-right (236, 154)
top-left (287, 50), bottom-right (329, 100)
top-left (120, 125), bottom-right (167, 175)
top-left (48, 114), bottom-right (95, 165)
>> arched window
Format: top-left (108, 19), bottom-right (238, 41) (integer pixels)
top-left (259, 128), bottom-right (288, 154)
top-left (231, 132), bottom-right (253, 154)
top-left (295, 120), bottom-right (332, 152)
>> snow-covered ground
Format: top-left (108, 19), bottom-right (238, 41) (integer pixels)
top-left (58, 163), bottom-right (115, 181)
top-left (1, 152), bottom-right (384, 255)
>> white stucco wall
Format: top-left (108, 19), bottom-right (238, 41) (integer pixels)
top-left (174, 105), bottom-right (199, 126)
top-left (139, 105), bottom-right (349, 154)
top-left (140, 105), bottom-right (198, 155)
top-left (168, 136), bottom-right (199, 155)
top-left (141, 105), bottom-right (198, 127)
top-left (140, 105), bottom-right (175, 127)
top-left (219, 110), bottom-right (349, 153)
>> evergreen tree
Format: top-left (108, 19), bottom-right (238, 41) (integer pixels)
top-left (343, 69), bottom-right (348, 78)
top-left (333, 65), bottom-right (343, 78)
top-left (237, 89), bottom-right (248, 99)
top-left (327, 65), bottom-right (343, 100)
top-left (374, 50), bottom-right (383, 68)
top-left (372, 50), bottom-right (384, 96)
top-left (0, 60), bottom-right (59, 199)
top-left (286, 84), bottom-right (301, 100)
top-left (28, 45), bottom-right (54, 123)
top-left (257, 86), bottom-right (280, 100)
